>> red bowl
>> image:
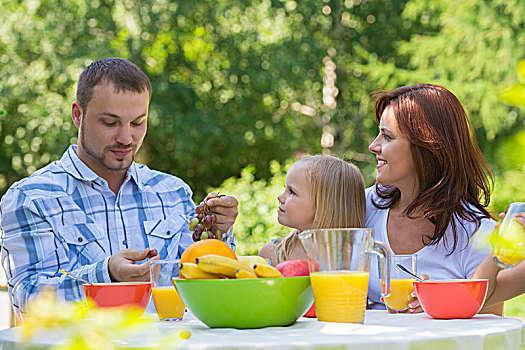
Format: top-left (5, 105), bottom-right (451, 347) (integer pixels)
top-left (83, 282), bottom-right (152, 310)
top-left (414, 279), bottom-right (488, 319)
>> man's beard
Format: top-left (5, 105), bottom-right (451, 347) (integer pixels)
top-left (79, 125), bottom-right (135, 171)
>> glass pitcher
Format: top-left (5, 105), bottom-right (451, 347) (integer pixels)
top-left (298, 228), bottom-right (391, 323)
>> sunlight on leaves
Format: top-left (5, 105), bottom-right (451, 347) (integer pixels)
top-left (499, 60), bottom-right (525, 108)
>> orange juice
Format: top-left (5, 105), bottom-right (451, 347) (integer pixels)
top-left (493, 218), bottom-right (525, 267)
top-left (310, 271), bottom-right (369, 323)
top-left (383, 278), bottom-right (415, 312)
top-left (152, 286), bottom-right (185, 320)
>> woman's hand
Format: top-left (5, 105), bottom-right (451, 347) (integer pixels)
top-left (515, 212), bottom-right (525, 227)
top-left (495, 210), bottom-right (525, 226)
top-left (408, 274), bottom-right (429, 313)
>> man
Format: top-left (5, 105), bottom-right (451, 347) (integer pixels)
top-left (0, 58), bottom-right (238, 317)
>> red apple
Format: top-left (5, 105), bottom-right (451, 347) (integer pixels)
top-left (275, 260), bottom-right (316, 318)
top-left (303, 303), bottom-right (316, 318)
top-left (275, 259), bottom-right (310, 277)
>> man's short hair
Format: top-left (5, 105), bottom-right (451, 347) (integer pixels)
top-left (76, 57), bottom-right (152, 112)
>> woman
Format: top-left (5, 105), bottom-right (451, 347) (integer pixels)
top-left (365, 84), bottom-right (502, 314)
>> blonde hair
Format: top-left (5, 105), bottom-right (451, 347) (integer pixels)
top-left (274, 155), bottom-right (365, 263)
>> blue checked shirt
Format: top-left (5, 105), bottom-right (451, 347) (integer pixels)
top-left (0, 145), bottom-right (235, 315)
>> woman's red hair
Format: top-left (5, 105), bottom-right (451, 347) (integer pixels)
top-left (372, 84), bottom-right (494, 253)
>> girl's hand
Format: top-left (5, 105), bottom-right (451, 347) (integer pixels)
top-left (408, 274), bottom-right (429, 313)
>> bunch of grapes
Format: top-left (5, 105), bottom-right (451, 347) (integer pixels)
top-left (189, 194), bottom-right (224, 241)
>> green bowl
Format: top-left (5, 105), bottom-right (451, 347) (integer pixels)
top-left (174, 276), bottom-right (313, 329)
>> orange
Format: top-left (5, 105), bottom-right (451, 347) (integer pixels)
top-left (180, 239), bottom-right (237, 267)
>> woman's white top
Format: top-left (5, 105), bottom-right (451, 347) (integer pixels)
top-left (365, 186), bottom-right (495, 308)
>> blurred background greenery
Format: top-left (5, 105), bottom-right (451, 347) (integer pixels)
top-left (1, 0), bottom-right (524, 251)
top-left (1, 0), bottom-right (525, 319)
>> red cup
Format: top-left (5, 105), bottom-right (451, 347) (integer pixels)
top-left (414, 279), bottom-right (488, 319)
top-left (83, 282), bottom-right (152, 310)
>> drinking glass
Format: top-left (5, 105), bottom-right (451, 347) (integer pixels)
top-left (492, 202), bottom-right (525, 269)
top-left (149, 259), bottom-right (185, 321)
top-left (298, 228), bottom-right (391, 324)
top-left (383, 254), bottom-right (417, 313)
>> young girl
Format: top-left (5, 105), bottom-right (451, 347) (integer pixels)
top-left (473, 212), bottom-right (525, 310)
top-left (258, 155), bottom-right (366, 265)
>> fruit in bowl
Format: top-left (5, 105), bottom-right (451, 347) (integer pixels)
top-left (176, 240), bottom-right (314, 328)
top-left (413, 279), bottom-right (488, 319)
top-left (174, 276), bottom-right (313, 328)
top-left (179, 239), bottom-right (283, 280)
top-left (83, 282), bottom-right (152, 311)
top-left (180, 239), bottom-right (238, 266)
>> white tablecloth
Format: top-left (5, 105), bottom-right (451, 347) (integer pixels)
top-left (0, 310), bottom-right (524, 349)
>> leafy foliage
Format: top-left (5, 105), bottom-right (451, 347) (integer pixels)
top-left (0, 0), bottom-right (422, 199)
top-left (368, 0), bottom-right (525, 213)
top-left (492, 60), bottom-right (525, 213)
top-left (392, 0), bottom-right (525, 142)
top-left (0, 0), bottom-right (524, 233)
top-left (499, 60), bottom-right (525, 108)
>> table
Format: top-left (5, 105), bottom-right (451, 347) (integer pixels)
top-left (0, 310), bottom-right (524, 349)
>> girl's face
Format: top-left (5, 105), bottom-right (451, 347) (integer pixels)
top-left (368, 106), bottom-right (417, 192)
top-left (277, 162), bottom-right (316, 231)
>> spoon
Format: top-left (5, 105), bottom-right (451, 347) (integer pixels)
top-left (396, 264), bottom-right (425, 282)
top-left (59, 269), bottom-right (92, 285)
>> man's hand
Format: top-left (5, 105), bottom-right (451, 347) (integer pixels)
top-left (205, 192), bottom-right (238, 233)
top-left (108, 248), bottom-right (159, 282)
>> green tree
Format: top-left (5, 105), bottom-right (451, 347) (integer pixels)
top-left (1, 0), bottom-right (524, 213)
top-left (492, 60), bottom-right (525, 212)
top-left (386, 0), bottom-right (525, 212)
top-left (216, 0), bottom-right (525, 250)
top-left (138, 0), bottom-right (422, 196)
top-left (0, 0), bottom-right (418, 199)
top-left (0, 1), bottom-right (117, 192)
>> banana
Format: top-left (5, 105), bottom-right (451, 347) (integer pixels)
top-left (236, 256), bottom-right (256, 273)
top-left (235, 268), bottom-right (257, 279)
top-left (196, 254), bottom-right (244, 278)
top-left (237, 255), bottom-right (270, 272)
top-left (253, 264), bottom-right (283, 278)
top-left (238, 261), bottom-right (255, 274)
top-left (179, 262), bottom-right (221, 279)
